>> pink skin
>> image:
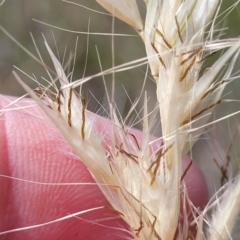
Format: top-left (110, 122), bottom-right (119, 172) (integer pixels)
top-left (0, 95), bottom-right (208, 240)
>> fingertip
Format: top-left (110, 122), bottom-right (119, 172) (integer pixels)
top-left (0, 95), bottom-right (209, 239)
top-left (182, 155), bottom-right (208, 209)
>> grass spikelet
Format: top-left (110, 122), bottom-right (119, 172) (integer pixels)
top-left (96, 0), bottom-right (240, 239)
top-left (2, 0), bottom-right (240, 239)
top-left (208, 176), bottom-right (240, 240)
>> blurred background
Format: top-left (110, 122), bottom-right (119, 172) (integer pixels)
top-left (1, 1), bottom-right (240, 197)
top-left (0, 0), bottom-right (149, 120)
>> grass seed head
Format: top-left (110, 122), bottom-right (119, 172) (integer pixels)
top-left (7, 0), bottom-right (240, 239)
